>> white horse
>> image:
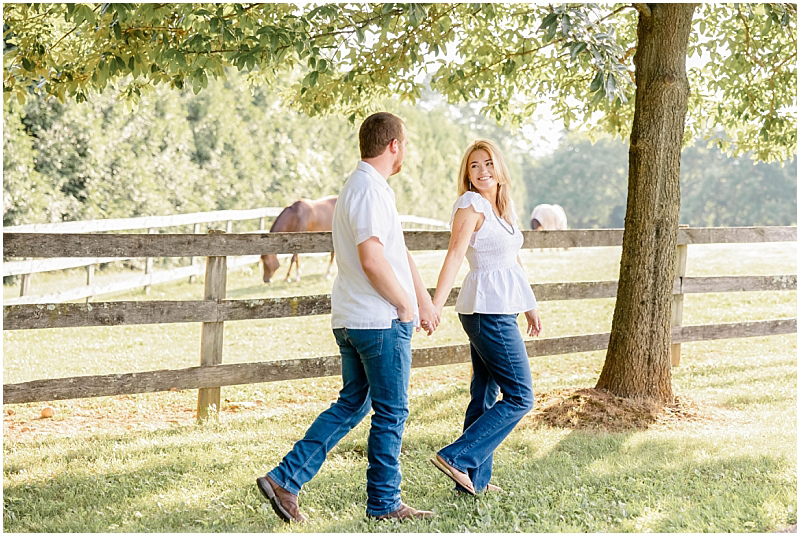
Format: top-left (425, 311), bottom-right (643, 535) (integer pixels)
top-left (530, 204), bottom-right (568, 231)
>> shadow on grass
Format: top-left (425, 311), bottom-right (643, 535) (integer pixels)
top-left (3, 421), bottom-right (794, 533)
top-left (300, 429), bottom-right (793, 532)
top-left (4, 379), bottom-right (796, 533)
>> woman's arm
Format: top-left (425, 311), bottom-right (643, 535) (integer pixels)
top-left (407, 249), bottom-right (439, 335)
top-left (432, 206), bottom-right (484, 314)
top-left (517, 255), bottom-right (543, 336)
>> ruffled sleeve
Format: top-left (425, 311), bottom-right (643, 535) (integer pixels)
top-left (450, 191), bottom-right (492, 226)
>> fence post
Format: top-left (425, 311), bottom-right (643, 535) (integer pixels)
top-left (85, 264), bottom-right (95, 304)
top-left (144, 228), bottom-right (155, 294)
top-left (259, 217), bottom-right (266, 231)
top-left (19, 265), bottom-right (31, 297)
top-left (226, 220), bottom-right (233, 234)
top-left (671, 225), bottom-right (689, 366)
top-left (189, 223), bottom-right (201, 284)
top-left (197, 230), bottom-right (227, 421)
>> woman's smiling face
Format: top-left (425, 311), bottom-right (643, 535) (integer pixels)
top-left (467, 148), bottom-right (496, 193)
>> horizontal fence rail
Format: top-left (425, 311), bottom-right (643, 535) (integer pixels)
top-left (3, 207), bottom-right (284, 234)
top-left (2, 256), bottom-right (134, 277)
top-left (2, 255), bottom-right (262, 306)
top-left (4, 275), bottom-right (796, 331)
top-left (3, 216), bottom-right (446, 278)
top-left (3, 215), bottom-right (445, 306)
top-left (4, 210), bottom-right (447, 235)
top-left (3, 227), bottom-right (796, 258)
top-left (4, 319), bottom-right (795, 405)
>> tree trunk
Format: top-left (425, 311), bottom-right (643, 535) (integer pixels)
top-left (596, 4), bottom-right (696, 403)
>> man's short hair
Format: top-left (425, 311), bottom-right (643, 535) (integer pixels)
top-left (359, 112), bottom-right (405, 159)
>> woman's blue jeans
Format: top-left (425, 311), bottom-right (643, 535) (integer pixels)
top-left (438, 313), bottom-right (535, 492)
top-left (267, 319), bottom-right (413, 517)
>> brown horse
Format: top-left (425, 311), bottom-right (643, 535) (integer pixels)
top-left (261, 196), bottom-right (337, 283)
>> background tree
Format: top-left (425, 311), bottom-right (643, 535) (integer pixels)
top-left (523, 133), bottom-right (630, 228)
top-left (678, 143), bottom-right (798, 227)
top-left (4, 68), bottom-right (523, 226)
top-left (4, 3), bottom-right (796, 403)
top-left (524, 133), bottom-right (797, 228)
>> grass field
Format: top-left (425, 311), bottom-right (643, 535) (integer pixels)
top-left (3, 242), bottom-right (797, 532)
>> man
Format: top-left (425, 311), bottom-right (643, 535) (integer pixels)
top-left (257, 112), bottom-right (440, 522)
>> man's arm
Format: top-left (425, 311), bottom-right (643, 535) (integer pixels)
top-left (358, 237), bottom-right (414, 322)
top-left (407, 249), bottom-right (439, 335)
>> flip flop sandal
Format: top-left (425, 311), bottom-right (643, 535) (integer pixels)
top-left (430, 454), bottom-right (476, 496)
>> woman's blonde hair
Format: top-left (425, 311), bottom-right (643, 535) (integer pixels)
top-left (457, 139), bottom-right (514, 224)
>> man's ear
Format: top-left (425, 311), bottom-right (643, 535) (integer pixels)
top-left (388, 138), bottom-right (399, 153)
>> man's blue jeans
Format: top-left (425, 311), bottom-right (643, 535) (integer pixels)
top-left (267, 319), bottom-right (413, 516)
top-left (438, 313), bottom-right (535, 492)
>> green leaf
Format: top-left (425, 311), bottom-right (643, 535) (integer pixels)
top-left (561, 14), bottom-right (571, 36)
top-left (590, 87), bottom-right (605, 106)
top-left (381, 3), bottom-right (394, 15)
top-left (539, 12), bottom-right (558, 32)
top-left (589, 70), bottom-right (604, 92)
top-left (544, 22), bottom-right (558, 42)
top-left (605, 73), bottom-right (616, 97)
top-left (570, 42), bottom-right (587, 60)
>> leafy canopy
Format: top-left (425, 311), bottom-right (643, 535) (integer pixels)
top-left (4, 3), bottom-right (796, 161)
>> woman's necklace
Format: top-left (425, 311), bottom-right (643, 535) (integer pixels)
top-left (493, 209), bottom-right (515, 235)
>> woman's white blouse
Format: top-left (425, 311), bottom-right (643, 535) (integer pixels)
top-left (450, 191), bottom-right (538, 315)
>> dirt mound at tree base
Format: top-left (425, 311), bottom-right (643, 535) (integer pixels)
top-left (530, 387), bottom-right (702, 432)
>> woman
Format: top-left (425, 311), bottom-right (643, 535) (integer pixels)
top-left (428, 139), bottom-right (542, 495)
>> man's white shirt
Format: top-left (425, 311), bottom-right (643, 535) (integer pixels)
top-left (331, 161), bottom-right (419, 329)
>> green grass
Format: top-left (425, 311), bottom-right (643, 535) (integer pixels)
top-left (3, 242), bottom-right (797, 532)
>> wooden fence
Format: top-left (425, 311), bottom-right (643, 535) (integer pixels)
top-left (2, 226), bottom-right (796, 419)
top-left (3, 210), bottom-right (447, 305)
top-left (3, 207), bottom-right (282, 301)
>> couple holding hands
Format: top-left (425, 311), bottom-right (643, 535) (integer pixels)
top-left (257, 112), bottom-right (542, 522)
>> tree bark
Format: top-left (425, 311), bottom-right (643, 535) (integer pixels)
top-left (596, 4), bottom-right (696, 403)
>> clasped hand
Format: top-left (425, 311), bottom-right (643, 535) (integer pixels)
top-left (417, 301), bottom-right (441, 336)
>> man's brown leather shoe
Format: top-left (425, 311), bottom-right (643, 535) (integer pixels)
top-left (256, 475), bottom-right (307, 523)
top-left (369, 502), bottom-right (434, 521)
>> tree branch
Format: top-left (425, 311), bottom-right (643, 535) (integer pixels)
top-left (49, 4), bottom-right (103, 54)
top-left (632, 4), bottom-right (652, 18)
top-left (222, 4), bottom-right (259, 20)
top-left (598, 4), bottom-right (637, 24)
